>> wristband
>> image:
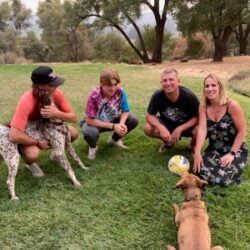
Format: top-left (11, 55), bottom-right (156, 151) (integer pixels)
top-left (112, 123), bottom-right (115, 130)
top-left (230, 150), bottom-right (236, 156)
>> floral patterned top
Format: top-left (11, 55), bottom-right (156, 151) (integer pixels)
top-left (198, 104), bottom-right (248, 185)
top-left (207, 112), bottom-right (247, 155)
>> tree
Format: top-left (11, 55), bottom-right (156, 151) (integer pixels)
top-left (20, 31), bottom-right (47, 62)
top-left (74, 0), bottom-right (173, 63)
top-left (174, 0), bottom-right (248, 62)
top-left (185, 37), bottom-right (204, 58)
top-left (93, 32), bottom-right (139, 63)
top-left (136, 25), bottom-right (175, 60)
top-left (93, 32), bottom-right (125, 61)
top-left (37, 0), bottom-right (92, 62)
top-left (0, 1), bottom-right (11, 31)
top-left (10, 0), bottom-right (31, 34)
top-left (232, 4), bottom-right (250, 55)
top-left (233, 24), bottom-right (250, 55)
top-left (0, 0), bottom-right (31, 55)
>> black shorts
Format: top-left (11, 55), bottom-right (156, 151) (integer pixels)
top-left (158, 117), bottom-right (194, 137)
top-left (17, 144), bottom-right (23, 155)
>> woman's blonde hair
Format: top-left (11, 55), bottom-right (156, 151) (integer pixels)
top-left (202, 73), bottom-right (228, 106)
top-left (100, 69), bottom-right (120, 85)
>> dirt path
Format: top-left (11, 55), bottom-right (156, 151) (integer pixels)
top-left (147, 56), bottom-right (250, 80)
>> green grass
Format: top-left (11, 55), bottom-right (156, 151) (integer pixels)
top-left (228, 70), bottom-right (250, 98)
top-left (0, 63), bottom-right (249, 250)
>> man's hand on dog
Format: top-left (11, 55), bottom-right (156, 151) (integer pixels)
top-left (37, 139), bottom-right (50, 150)
top-left (40, 106), bottom-right (59, 119)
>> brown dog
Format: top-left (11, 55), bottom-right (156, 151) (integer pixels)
top-left (167, 172), bottom-right (223, 250)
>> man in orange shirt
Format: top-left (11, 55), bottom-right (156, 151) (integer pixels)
top-left (9, 66), bottom-right (78, 177)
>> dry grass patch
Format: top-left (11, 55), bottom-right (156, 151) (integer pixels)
top-left (228, 70), bottom-right (250, 97)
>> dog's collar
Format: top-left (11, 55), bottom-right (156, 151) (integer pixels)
top-left (184, 194), bottom-right (201, 202)
top-left (49, 121), bottom-right (64, 126)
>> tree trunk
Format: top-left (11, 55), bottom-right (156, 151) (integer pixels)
top-left (212, 26), bottom-right (232, 62)
top-left (236, 24), bottom-right (250, 55)
top-left (239, 39), bottom-right (248, 55)
top-left (148, 0), bottom-right (168, 63)
top-left (213, 38), bottom-right (226, 62)
top-left (151, 24), bottom-right (164, 63)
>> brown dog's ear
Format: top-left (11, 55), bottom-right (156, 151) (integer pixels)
top-left (195, 176), bottom-right (208, 188)
top-left (176, 179), bottom-right (187, 189)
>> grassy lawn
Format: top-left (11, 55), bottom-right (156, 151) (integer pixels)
top-left (0, 63), bottom-right (249, 250)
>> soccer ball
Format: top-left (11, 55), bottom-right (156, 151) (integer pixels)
top-left (168, 155), bottom-right (190, 175)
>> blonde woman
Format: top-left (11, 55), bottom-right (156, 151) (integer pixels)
top-left (193, 74), bottom-right (248, 185)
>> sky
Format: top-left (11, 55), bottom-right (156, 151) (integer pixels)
top-left (21, 0), bottom-right (163, 15)
top-left (21, 0), bottom-right (43, 14)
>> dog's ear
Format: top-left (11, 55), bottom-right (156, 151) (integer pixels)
top-left (176, 179), bottom-right (187, 189)
top-left (195, 176), bottom-right (208, 188)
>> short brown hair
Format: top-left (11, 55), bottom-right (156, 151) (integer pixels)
top-left (100, 69), bottom-right (121, 85)
top-left (202, 74), bottom-right (228, 106)
top-left (161, 68), bottom-right (179, 79)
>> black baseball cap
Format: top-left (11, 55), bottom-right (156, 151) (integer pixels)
top-left (31, 66), bottom-right (65, 86)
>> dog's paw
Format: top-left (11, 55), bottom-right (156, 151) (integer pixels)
top-left (73, 181), bottom-right (81, 188)
top-left (172, 203), bottom-right (179, 210)
top-left (166, 245), bottom-right (176, 250)
top-left (11, 196), bottom-right (19, 201)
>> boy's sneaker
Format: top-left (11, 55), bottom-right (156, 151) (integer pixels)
top-left (88, 146), bottom-right (98, 160)
top-left (25, 163), bottom-right (44, 177)
top-left (107, 136), bottom-right (128, 149)
top-left (158, 142), bottom-right (173, 153)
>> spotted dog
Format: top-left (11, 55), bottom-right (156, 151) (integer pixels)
top-left (0, 91), bottom-right (87, 200)
top-left (25, 90), bottom-right (88, 186)
top-left (0, 124), bottom-right (20, 200)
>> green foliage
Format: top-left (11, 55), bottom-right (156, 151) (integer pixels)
top-left (162, 31), bottom-right (176, 60)
top-left (93, 32), bottom-right (140, 63)
top-left (174, 0), bottom-right (249, 61)
top-left (0, 1), bottom-right (11, 31)
top-left (185, 37), bottom-right (204, 58)
top-left (10, 0), bottom-right (31, 33)
top-left (20, 32), bottom-right (47, 62)
top-left (93, 32), bottom-right (124, 62)
top-left (75, 0), bottom-right (171, 63)
top-left (0, 27), bottom-right (23, 55)
top-left (136, 25), bottom-right (176, 60)
top-left (37, 0), bottom-right (93, 62)
top-left (0, 0), bottom-right (31, 63)
top-left (0, 64), bottom-right (250, 249)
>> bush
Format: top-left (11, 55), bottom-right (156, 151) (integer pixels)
top-left (185, 37), bottom-right (204, 58)
top-left (0, 52), bottom-right (32, 64)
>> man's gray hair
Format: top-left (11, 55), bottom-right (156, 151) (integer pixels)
top-left (161, 68), bottom-right (179, 78)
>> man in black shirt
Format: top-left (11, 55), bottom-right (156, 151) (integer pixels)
top-left (144, 68), bottom-right (199, 153)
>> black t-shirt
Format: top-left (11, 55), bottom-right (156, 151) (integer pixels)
top-left (147, 86), bottom-right (199, 128)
